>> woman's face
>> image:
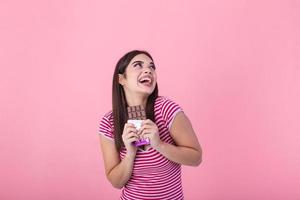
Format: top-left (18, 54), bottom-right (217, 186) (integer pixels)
top-left (119, 54), bottom-right (157, 96)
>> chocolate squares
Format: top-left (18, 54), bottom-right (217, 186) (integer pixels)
top-left (127, 105), bottom-right (150, 147)
top-left (127, 105), bottom-right (146, 120)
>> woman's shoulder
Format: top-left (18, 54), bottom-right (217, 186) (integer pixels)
top-left (155, 96), bottom-right (179, 106)
top-left (155, 96), bottom-right (183, 129)
top-left (98, 110), bottom-right (114, 139)
top-left (103, 110), bottom-right (113, 119)
top-left (100, 110), bottom-right (114, 126)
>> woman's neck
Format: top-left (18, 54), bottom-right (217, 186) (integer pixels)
top-left (125, 93), bottom-right (148, 108)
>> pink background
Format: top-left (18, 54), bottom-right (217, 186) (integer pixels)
top-left (1, 0), bottom-right (299, 199)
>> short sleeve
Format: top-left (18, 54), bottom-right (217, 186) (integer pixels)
top-left (161, 97), bottom-right (183, 130)
top-left (98, 112), bottom-right (114, 141)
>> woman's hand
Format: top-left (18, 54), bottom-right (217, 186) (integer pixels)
top-left (122, 123), bottom-right (139, 156)
top-left (139, 119), bottom-right (162, 148)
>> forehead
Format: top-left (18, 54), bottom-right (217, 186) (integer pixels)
top-left (129, 54), bottom-right (153, 64)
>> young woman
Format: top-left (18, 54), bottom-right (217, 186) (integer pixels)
top-left (99, 50), bottom-right (202, 200)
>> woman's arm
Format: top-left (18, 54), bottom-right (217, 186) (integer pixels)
top-left (153, 112), bottom-right (202, 166)
top-left (99, 136), bottom-right (135, 189)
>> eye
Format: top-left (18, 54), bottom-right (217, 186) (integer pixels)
top-left (133, 63), bottom-right (142, 68)
top-left (150, 65), bottom-right (156, 70)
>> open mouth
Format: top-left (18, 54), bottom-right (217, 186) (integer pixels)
top-left (138, 76), bottom-right (152, 87)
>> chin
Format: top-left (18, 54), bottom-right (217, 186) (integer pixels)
top-left (143, 91), bottom-right (154, 96)
top-left (138, 88), bottom-right (155, 96)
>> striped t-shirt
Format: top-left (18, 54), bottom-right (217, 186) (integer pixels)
top-left (99, 96), bottom-right (184, 200)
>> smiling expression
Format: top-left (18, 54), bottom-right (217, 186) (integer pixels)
top-left (119, 54), bottom-right (157, 96)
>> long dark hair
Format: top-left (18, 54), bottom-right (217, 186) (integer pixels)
top-left (112, 50), bottom-right (159, 152)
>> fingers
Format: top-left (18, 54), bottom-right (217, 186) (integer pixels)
top-left (125, 134), bottom-right (139, 143)
top-left (139, 124), bottom-right (152, 131)
top-left (141, 119), bottom-right (154, 126)
top-left (139, 123), bottom-right (158, 136)
top-left (123, 131), bottom-right (138, 139)
top-left (124, 121), bottom-right (157, 143)
top-left (124, 123), bottom-right (137, 134)
top-left (123, 123), bottom-right (139, 142)
top-left (125, 127), bottom-right (138, 135)
top-left (125, 123), bottom-right (137, 130)
top-left (139, 128), bottom-right (153, 139)
top-left (122, 132), bottom-right (139, 147)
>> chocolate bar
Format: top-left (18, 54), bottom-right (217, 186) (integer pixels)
top-left (127, 105), bottom-right (150, 147)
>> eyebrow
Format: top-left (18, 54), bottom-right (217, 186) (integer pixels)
top-left (131, 60), bottom-right (155, 65)
top-left (131, 60), bottom-right (143, 65)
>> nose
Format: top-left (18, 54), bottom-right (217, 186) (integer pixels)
top-left (143, 67), bottom-right (152, 74)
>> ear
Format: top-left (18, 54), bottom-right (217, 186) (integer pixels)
top-left (118, 74), bottom-right (125, 85)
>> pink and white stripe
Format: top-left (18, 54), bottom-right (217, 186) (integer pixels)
top-left (99, 96), bottom-right (184, 200)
